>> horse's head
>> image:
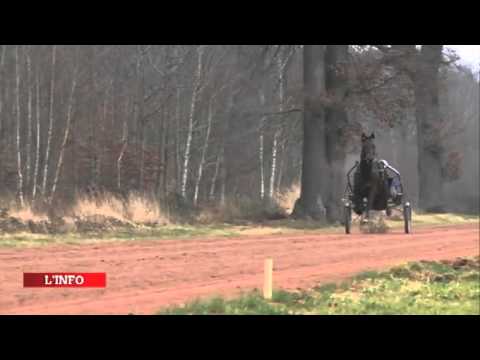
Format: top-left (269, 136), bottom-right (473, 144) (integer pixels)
top-left (361, 132), bottom-right (377, 162)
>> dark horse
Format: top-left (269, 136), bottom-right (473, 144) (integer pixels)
top-left (352, 132), bottom-right (389, 219)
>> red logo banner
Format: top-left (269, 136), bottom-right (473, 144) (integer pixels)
top-left (23, 273), bottom-right (106, 288)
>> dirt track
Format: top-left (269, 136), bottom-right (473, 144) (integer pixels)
top-left (0, 223), bottom-right (478, 315)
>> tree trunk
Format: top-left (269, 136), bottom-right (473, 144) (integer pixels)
top-left (32, 70), bottom-right (41, 201)
top-left (14, 46), bottom-right (25, 207)
top-left (269, 50), bottom-right (288, 199)
top-left (49, 66), bottom-right (78, 204)
top-left (259, 131), bottom-right (266, 200)
top-left (0, 46), bottom-right (6, 187)
top-left (174, 88), bottom-right (181, 194)
top-left (157, 105), bottom-right (169, 202)
top-left (25, 46), bottom-right (33, 192)
top-left (41, 45), bottom-right (56, 198)
top-left (220, 153), bottom-right (226, 207)
top-left (390, 127), bottom-right (398, 166)
top-left (276, 138), bottom-right (286, 194)
top-left (117, 98), bottom-right (130, 191)
top-left (193, 96), bottom-right (213, 206)
top-left (181, 45), bottom-right (205, 199)
top-left (162, 112), bottom-right (169, 200)
top-left (98, 87), bottom-right (109, 190)
top-left (324, 45), bottom-right (349, 223)
top-left (209, 153), bottom-right (221, 202)
top-left (136, 47), bottom-right (146, 191)
top-left (0, 45), bottom-right (5, 136)
top-left (415, 45), bottom-right (445, 212)
top-left (222, 86), bottom-right (237, 207)
top-left (259, 90), bottom-right (266, 200)
top-left (140, 129), bottom-right (146, 192)
top-left (269, 129), bottom-right (280, 198)
top-left (292, 45), bottom-right (328, 221)
top-left (89, 46), bottom-right (99, 190)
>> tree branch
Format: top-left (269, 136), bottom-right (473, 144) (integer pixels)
top-left (261, 108), bottom-right (303, 117)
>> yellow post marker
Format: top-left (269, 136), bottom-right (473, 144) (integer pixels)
top-left (263, 258), bottom-right (273, 300)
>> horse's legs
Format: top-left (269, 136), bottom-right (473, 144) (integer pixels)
top-left (366, 183), bottom-right (378, 220)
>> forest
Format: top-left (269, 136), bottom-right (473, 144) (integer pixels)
top-left (0, 45), bottom-right (478, 223)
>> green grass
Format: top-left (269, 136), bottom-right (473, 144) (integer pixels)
top-left (157, 257), bottom-right (480, 315)
top-left (0, 225), bottom-right (241, 248)
top-left (0, 211), bottom-right (477, 248)
top-left (386, 211), bottom-right (479, 228)
top-left (160, 291), bottom-right (292, 315)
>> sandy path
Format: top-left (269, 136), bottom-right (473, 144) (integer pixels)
top-left (0, 223), bottom-right (478, 314)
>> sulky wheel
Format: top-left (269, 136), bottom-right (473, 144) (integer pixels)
top-left (344, 203), bottom-right (352, 234)
top-left (403, 202), bottom-right (412, 234)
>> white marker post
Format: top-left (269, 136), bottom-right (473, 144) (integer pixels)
top-left (263, 258), bottom-right (273, 300)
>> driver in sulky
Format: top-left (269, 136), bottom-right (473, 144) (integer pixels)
top-left (378, 159), bottom-right (402, 202)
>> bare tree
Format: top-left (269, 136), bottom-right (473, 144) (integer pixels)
top-left (41, 45), bottom-right (57, 198)
top-left (117, 98), bottom-right (130, 190)
top-left (181, 45), bottom-right (205, 199)
top-left (193, 95), bottom-right (214, 206)
top-left (14, 45), bottom-right (25, 207)
top-left (25, 46), bottom-right (33, 191)
top-left (209, 152), bottom-right (221, 201)
top-left (0, 45), bottom-right (6, 135)
top-left (269, 47), bottom-right (291, 199)
top-left (0, 44), bottom-right (472, 220)
top-left (323, 45), bottom-right (350, 222)
top-left (49, 62), bottom-right (78, 204)
top-left (414, 45), bottom-right (445, 211)
top-left (259, 96), bottom-right (266, 200)
top-left (32, 69), bottom-right (41, 201)
top-left (292, 45), bottom-right (328, 221)
top-left (136, 46), bottom-right (146, 191)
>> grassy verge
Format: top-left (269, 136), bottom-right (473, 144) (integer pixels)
top-left (157, 257), bottom-right (480, 315)
top-left (0, 225), bottom-right (241, 248)
top-left (0, 212), bottom-right (477, 248)
top-left (0, 221), bottom-right (333, 248)
top-left (385, 211), bottom-right (478, 228)
top-left (233, 211), bottom-right (478, 233)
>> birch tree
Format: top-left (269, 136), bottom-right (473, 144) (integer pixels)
top-left (49, 63), bottom-right (78, 203)
top-left (209, 153), bottom-right (221, 201)
top-left (41, 45), bottom-right (56, 198)
top-left (181, 45), bottom-right (205, 199)
top-left (14, 45), bottom-right (25, 207)
top-left (193, 95), bottom-right (214, 206)
top-left (0, 46), bottom-right (6, 143)
top-left (32, 70), bottom-right (41, 201)
top-left (259, 90), bottom-right (266, 200)
top-left (117, 98), bottom-right (130, 190)
top-left (0, 44), bottom-right (472, 217)
top-left (25, 46), bottom-right (33, 190)
top-left (269, 46), bottom-right (295, 199)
